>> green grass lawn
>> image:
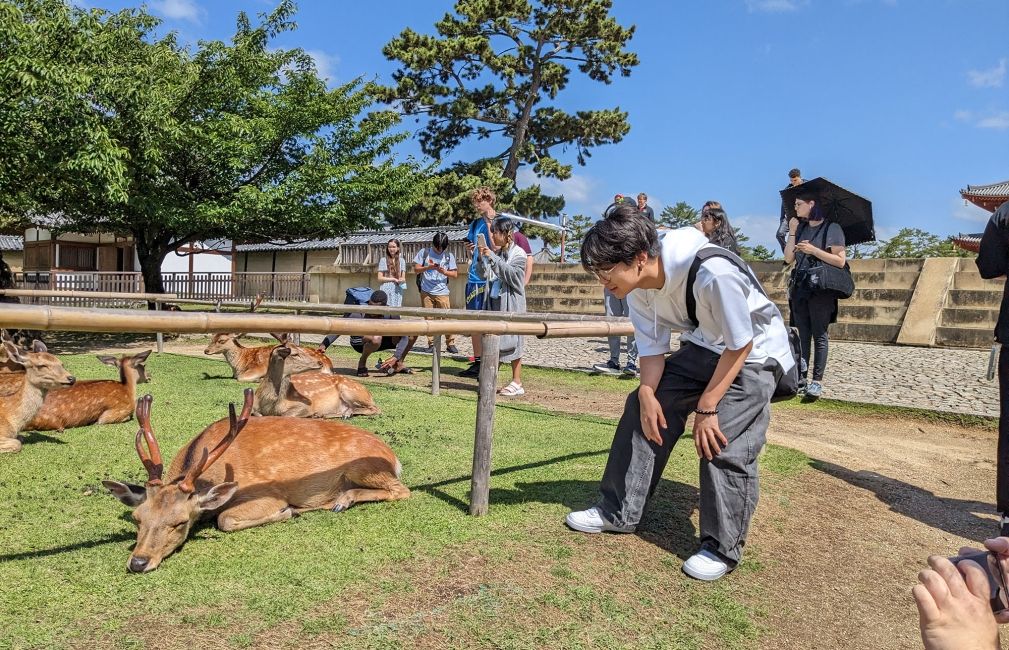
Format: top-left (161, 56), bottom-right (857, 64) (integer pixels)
top-left (0, 351), bottom-right (808, 650)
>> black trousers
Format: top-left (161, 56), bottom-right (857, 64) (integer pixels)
top-left (791, 292), bottom-right (835, 382)
top-left (998, 346), bottom-right (1009, 514)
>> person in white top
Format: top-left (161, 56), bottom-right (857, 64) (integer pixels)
top-left (565, 205), bottom-right (794, 582)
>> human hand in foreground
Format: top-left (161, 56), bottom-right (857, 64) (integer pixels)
top-left (692, 412), bottom-right (727, 460)
top-left (913, 555), bottom-right (999, 650)
top-left (638, 389), bottom-right (665, 445)
top-left (957, 537), bottom-right (1009, 624)
top-left (379, 356), bottom-right (399, 372)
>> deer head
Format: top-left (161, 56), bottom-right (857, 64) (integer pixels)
top-left (102, 390), bottom-right (253, 573)
top-left (267, 343), bottom-right (323, 381)
top-left (97, 350), bottom-right (153, 384)
top-left (203, 333), bottom-right (242, 356)
top-left (2, 341), bottom-right (75, 389)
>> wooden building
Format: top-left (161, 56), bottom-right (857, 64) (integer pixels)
top-left (954, 179), bottom-right (1009, 253)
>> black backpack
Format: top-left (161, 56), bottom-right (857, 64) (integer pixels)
top-left (685, 247), bottom-right (802, 402)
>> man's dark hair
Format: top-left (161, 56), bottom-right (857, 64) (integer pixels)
top-left (490, 216), bottom-right (516, 236)
top-left (581, 205), bottom-right (660, 272)
top-left (368, 290), bottom-right (389, 306)
top-left (432, 232), bottom-right (449, 250)
top-left (788, 168), bottom-right (801, 179)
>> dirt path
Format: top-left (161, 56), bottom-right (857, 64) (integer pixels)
top-left (72, 336), bottom-right (1002, 649)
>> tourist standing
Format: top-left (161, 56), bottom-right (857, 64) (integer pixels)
top-left (976, 199), bottom-right (1009, 536)
top-left (377, 238), bottom-right (407, 307)
top-left (566, 205), bottom-right (793, 581)
top-left (477, 217), bottom-right (528, 396)
top-left (783, 189), bottom-right (846, 399)
top-left (637, 193), bottom-right (655, 222)
top-left (414, 232), bottom-right (460, 354)
top-left (698, 203), bottom-right (741, 255)
top-left (777, 168), bottom-right (804, 252)
top-left (460, 187), bottom-right (498, 378)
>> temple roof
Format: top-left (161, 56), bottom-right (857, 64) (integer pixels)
top-left (0, 235), bottom-right (23, 251)
top-left (961, 180), bottom-right (1009, 212)
top-left (952, 233), bottom-right (984, 253)
top-left (235, 226), bottom-right (470, 252)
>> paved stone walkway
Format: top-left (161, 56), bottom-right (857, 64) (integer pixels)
top-left (299, 330), bottom-right (999, 418)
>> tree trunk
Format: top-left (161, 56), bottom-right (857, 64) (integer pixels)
top-left (134, 233), bottom-right (168, 305)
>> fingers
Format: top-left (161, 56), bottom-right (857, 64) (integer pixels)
top-left (985, 537), bottom-right (1009, 556)
top-left (657, 408), bottom-right (667, 432)
top-left (912, 582), bottom-right (941, 624)
top-left (958, 559), bottom-right (992, 600)
top-left (928, 555), bottom-right (969, 599)
top-left (918, 566), bottom-right (952, 611)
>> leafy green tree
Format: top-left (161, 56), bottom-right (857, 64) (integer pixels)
top-left (0, 0), bottom-right (141, 217)
top-left (378, 0), bottom-right (638, 182)
top-left (861, 228), bottom-right (971, 259)
top-left (658, 202), bottom-right (698, 229)
top-left (742, 244), bottom-right (775, 262)
top-left (560, 214), bottom-right (595, 262)
top-left (1, 1), bottom-right (423, 293)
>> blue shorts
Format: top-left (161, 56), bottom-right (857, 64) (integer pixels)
top-left (465, 282), bottom-right (487, 311)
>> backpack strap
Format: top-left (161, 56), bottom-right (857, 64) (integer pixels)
top-left (685, 247), bottom-right (769, 327)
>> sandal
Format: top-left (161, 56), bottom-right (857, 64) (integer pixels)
top-left (498, 381), bottom-right (525, 397)
top-left (356, 367), bottom-right (369, 377)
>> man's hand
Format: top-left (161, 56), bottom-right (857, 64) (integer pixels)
top-left (379, 356), bottom-right (398, 371)
top-left (957, 537), bottom-right (1009, 624)
top-left (914, 555), bottom-right (999, 650)
top-left (465, 241), bottom-right (475, 254)
top-left (639, 389), bottom-right (666, 445)
top-left (692, 412), bottom-right (728, 460)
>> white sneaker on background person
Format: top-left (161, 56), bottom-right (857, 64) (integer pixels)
top-left (682, 549), bottom-right (731, 581)
top-left (565, 507), bottom-right (635, 534)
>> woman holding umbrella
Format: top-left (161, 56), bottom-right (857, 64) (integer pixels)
top-left (783, 188), bottom-right (846, 399)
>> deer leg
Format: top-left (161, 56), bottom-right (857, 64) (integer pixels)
top-left (0, 435), bottom-right (22, 453)
top-left (332, 476), bottom-right (411, 512)
top-left (217, 497), bottom-right (295, 532)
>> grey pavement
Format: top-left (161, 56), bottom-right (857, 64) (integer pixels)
top-left (301, 330), bottom-right (1000, 418)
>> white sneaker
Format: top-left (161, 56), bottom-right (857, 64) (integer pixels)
top-left (564, 507), bottom-right (634, 534)
top-left (682, 549), bottom-right (731, 581)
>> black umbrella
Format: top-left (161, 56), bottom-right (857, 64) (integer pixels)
top-left (780, 177), bottom-right (875, 246)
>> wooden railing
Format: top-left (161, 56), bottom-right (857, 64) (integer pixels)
top-left (13, 271), bottom-right (310, 302)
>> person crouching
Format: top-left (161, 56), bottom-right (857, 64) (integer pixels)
top-left (565, 205), bottom-right (794, 581)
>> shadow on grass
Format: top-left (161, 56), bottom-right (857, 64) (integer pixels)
top-left (0, 531), bottom-right (137, 562)
top-left (812, 459), bottom-right (995, 542)
top-left (20, 431), bottom-right (67, 446)
top-left (38, 331), bottom-right (159, 354)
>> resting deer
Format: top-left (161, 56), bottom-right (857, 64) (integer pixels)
top-left (254, 342), bottom-right (379, 418)
top-left (26, 350), bottom-right (152, 432)
top-left (0, 341), bottom-right (76, 453)
top-left (204, 333), bottom-right (334, 381)
top-left (103, 390), bottom-right (410, 572)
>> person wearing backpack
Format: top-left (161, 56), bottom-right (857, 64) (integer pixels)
top-left (565, 205), bottom-right (794, 582)
top-left (413, 232), bottom-right (460, 354)
top-left (783, 188), bottom-right (846, 400)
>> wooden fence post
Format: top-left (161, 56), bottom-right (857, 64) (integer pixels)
top-left (469, 333), bottom-right (500, 516)
top-left (155, 301), bottom-right (163, 353)
top-left (431, 334), bottom-right (442, 396)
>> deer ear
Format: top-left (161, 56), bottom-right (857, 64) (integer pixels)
top-left (196, 481), bottom-right (238, 511)
top-left (3, 341), bottom-right (25, 365)
top-left (269, 332), bottom-right (289, 343)
top-left (32, 340), bottom-right (47, 353)
top-left (96, 355), bottom-right (119, 367)
top-left (102, 480), bottom-right (147, 507)
top-left (132, 350), bottom-right (153, 365)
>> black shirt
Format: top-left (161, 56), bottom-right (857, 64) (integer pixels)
top-left (976, 200), bottom-right (1009, 343)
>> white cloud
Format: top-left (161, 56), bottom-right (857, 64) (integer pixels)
top-left (515, 169), bottom-right (592, 204)
top-left (953, 199), bottom-right (992, 224)
top-left (304, 49), bottom-right (339, 84)
top-left (968, 59), bottom-right (1007, 88)
top-left (732, 213), bottom-right (784, 253)
top-left (953, 108), bottom-right (1009, 131)
top-left (745, 0), bottom-right (807, 12)
top-left (151, 0), bottom-right (203, 23)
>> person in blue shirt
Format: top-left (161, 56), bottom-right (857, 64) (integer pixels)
top-left (460, 186), bottom-right (499, 378)
top-left (413, 232), bottom-right (459, 353)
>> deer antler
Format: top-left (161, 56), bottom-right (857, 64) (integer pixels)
top-left (179, 389), bottom-right (254, 493)
top-left (134, 394), bottom-right (164, 486)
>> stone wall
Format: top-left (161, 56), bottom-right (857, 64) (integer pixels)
top-left (308, 258), bottom-right (1001, 349)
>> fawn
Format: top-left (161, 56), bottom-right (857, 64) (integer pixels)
top-left (254, 343), bottom-right (379, 418)
top-left (0, 341), bottom-right (76, 453)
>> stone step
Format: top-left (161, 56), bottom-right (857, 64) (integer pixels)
top-left (836, 304), bottom-right (907, 325)
top-left (525, 284), bottom-right (603, 298)
top-left (829, 322), bottom-right (902, 344)
top-left (953, 272), bottom-right (1004, 291)
top-left (526, 296), bottom-right (606, 314)
top-left (529, 272), bottom-right (598, 285)
top-left (947, 289), bottom-right (1003, 309)
top-left (939, 307), bottom-right (999, 327)
top-left (935, 326), bottom-right (995, 349)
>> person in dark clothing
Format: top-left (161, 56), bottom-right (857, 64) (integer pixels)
top-left (319, 290), bottom-right (417, 377)
top-left (783, 188), bottom-right (845, 400)
top-left (776, 168), bottom-right (804, 252)
top-left (976, 200), bottom-right (1009, 536)
top-left (636, 193), bottom-right (655, 222)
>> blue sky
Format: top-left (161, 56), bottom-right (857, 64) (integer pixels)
top-left (82, 0), bottom-right (1008, 252)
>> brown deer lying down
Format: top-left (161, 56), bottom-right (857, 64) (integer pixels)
top-left (26, 350), bottom-right (152, 432)
top-left (254, 342), bottom-right (379, 418)
top-left (0, 341), bottom-right (76, 453)
top-left (103, 390), bottom-right (410, 572)
top-left (204, 333), bottom-right (334, 381)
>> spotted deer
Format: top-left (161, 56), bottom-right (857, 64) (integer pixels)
top-left (204, 333), bottom-right (334, 381)
top-left (0, 341), bottom-right (76, 453)
top-left (103, 389), bottom-right (409, 572)
top-left (26, 350), bottom-right (152, 432)
top-left (254, 342), bottom-right (379, 418)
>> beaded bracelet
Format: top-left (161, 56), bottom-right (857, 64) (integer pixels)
top-left (694, 407), bottom-right (718, 416)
